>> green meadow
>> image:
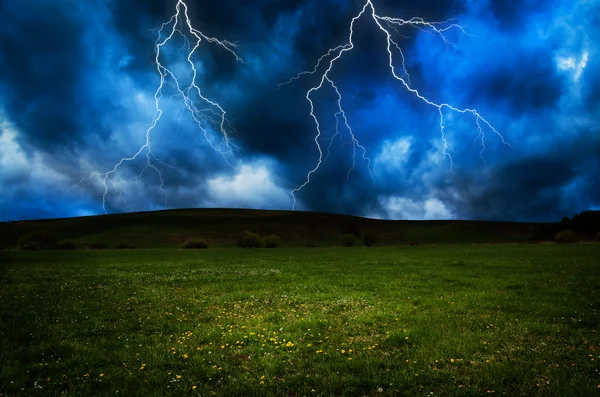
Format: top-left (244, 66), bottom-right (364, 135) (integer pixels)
top-left (1, 245), bottom-right (599, 396)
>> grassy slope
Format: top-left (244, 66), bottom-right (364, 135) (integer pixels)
top-left (0, 208), bottom-right (544, 248)
top-left (0, 245), bottom-right (599, 396)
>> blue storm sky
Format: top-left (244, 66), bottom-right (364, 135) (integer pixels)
top-left (0, 0), bottom-right (598, 222)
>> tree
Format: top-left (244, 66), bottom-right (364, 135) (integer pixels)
top-left (238, 231), bottom-right (264, 248)
top-left (263, 234), bottom-right (281, 248)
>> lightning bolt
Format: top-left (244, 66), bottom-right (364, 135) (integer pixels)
top-left (280, 0), bottom-right (513, 210)
top-left (76, 0), bottom-right (243, 214)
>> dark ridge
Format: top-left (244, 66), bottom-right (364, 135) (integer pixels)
top-left (0, 207), bottom-right (552, 249)
top-left (529, 210), bottom-right (600, 241)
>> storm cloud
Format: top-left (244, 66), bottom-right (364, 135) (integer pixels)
top-left (1, 0), bottom-right (598, 221)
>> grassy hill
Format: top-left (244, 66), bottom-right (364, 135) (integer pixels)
top-left (0, 208), bottom-right (545, 249)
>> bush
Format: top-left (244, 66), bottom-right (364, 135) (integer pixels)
top-left (116, 244), bottom-right (136, 249)
top-left (264, 234), bottom-right (281, 248)
top-left (554, 229), bottom-right (578, 243)
top-left (181, 239), bottom-right (208, 249)
top-left (87, 243), bottom-right (109, 250)
top-left (341, 234), bottom-right (355, 247)
top-left (238, 231), bottom-right (263, 248)
top-left (57, 240), bottom-right (76, 250)
top-left (18, 231), bottom-right (58, 250)
top-left (362, 228), bottom-right (378, 247)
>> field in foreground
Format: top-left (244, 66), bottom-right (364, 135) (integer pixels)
top-left (1, 245), bottom-right (599, 396)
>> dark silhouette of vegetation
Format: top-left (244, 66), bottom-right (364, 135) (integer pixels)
top-left (559, 216), bottom-right (571, 226)
top-left (87, 243), bottom-right (109, 250)
top-left (530, 210), bottom-right (600, 242)
top-left (263, 234), bottom-right (281, 248)
top-left (57, 240), bottom-right (76, 250)
top-left (554, 229), bottom-right (578, 244)
top-left (341, 234), bottom-right (355, 247)
top-left (181, 239), bottom-right (208, 249)
top-left (362, 228), bottom-right (377, 247)
top-left (18, 231), bottom-right (58, 250)
top-left (238, 231), bottom-right (263, 248)
top-left (116, 244), bottom-right (136, 249)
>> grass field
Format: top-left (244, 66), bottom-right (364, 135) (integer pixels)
top-left (1, 245), bottom-right (599, 396)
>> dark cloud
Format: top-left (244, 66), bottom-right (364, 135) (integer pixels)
top-left (439, 134), bottom-right (600, 222)
top-left (0, 2), bottom-right (88, 150)
top-left (466, 48), bottom-right (565, 115)
top-left (0, 0), bottom-right (598, 221)
top-left (582, 54), bottom-right (600, 114)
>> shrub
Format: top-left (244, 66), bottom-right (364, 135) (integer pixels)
top-left (181, 239), bottom-right (208, 249)
top-left (238, 231), bottom-right (264, 248)
top-left (341, 234), bottom-right (355, 247)
top-left (18, 231), bottom-right (58, 250)
top-left (362, 228), bottom-right (378, 247)
top-left (57, 240), bottom-right (76, 250)
top-left (116, 244), bottom-right (136, 249)
top-left (554, 229), bottom-right (578, 244)
top-left (87, 243), bottom-right (109, 250)
top-left (264, 234), bottom-right (281, 248)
